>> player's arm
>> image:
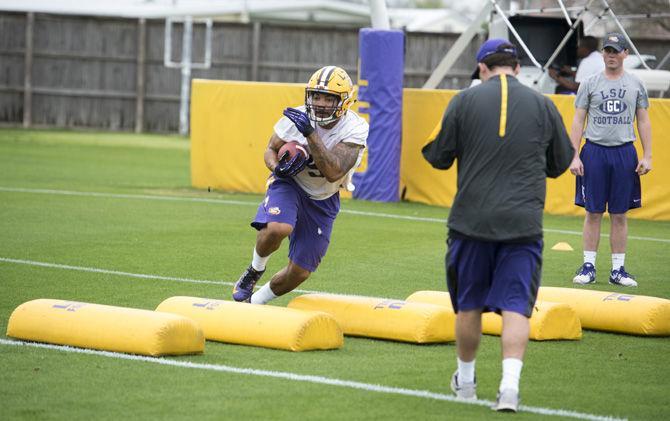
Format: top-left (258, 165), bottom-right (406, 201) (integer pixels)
top-left (281, 106), bottom-right (363, 181)
top-left (264, 133), bottom-right (286, 172)
top-left (635, 107), bottom-right (652, 175)
top-left (305, 137), bottom-right (363, 182)
top-left (549, 68), bottom-right (579, 92)
top-left (568, 107), bottom-right (588, 176)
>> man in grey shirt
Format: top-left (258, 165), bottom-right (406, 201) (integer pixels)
top-left (570, 33), bottom-right (652, 287)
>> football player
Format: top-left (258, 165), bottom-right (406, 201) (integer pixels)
top-left (232, 66), bottom-right (369, 304)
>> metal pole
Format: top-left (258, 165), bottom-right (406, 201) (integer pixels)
top-left (656, 49), bottom-right (670, 70)
top-left (489, 0), bottom-right (543, 69)
top-left (422, 3), bottom-right (492, 89)
top-left (23, 12), bottom-right (34, 128)
top-left (179, 16), bottom-right (193, 136)
top-left (583, 6), bottom-right (609, 34)
top-left (135, 18), bottom-right (146, 133)
top-left (556, 0), bottom-right (573, 26)
top-left (251, 21), bottom-right (261, 81)
top-left (532, 0), bottom-right (596, 86)
top-left (369, 0), bottom-right (391, 30)
top-left (489, 0), bottom-right (509, 39)
top-left (510, 6), bottom-right (583, 15)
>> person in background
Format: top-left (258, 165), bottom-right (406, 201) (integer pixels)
top-left (570, 33), bottom-right (652, 287)
top-left (549, 36), bottom-right (605, 94)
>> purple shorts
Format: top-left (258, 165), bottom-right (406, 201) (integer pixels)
top-left (251, 177), bottom-right (339, 272)
top-left (446, 236), bottom-right (542, 318)
top-left (575, 141), bottom-right (641, 214)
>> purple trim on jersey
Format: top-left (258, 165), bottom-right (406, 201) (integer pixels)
top-left (251, 177), bottom-right (339, 272)
top-left (446, 237), bottom-right (542, 318)
top-left (575, 140), bottom-right (641, 214)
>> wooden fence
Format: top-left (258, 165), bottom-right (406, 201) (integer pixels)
top-left (0, 12), bottom-right (667, 133)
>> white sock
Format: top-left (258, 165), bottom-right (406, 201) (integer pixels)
top-left (584, 251), bottom-right (596, 266)
top-left (251, 248), bottom-right (270, 272)
top-left (250, 283), bottom-right (278, 305)
top-left (499, 358), bottom-right (523, 392)
top-left (612, 253), bottom-right (625, 271)
top-left (457, 358), bottom-right (476, 383)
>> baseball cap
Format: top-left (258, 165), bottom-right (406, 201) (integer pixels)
top-left (472, 38), bottom-right (518, 79)
top-left (602, 33), bottom-right (628, 52)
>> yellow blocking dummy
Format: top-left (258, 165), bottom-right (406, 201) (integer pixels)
top-left (156, 297), bottom-right (343, 351)
top-left (405, 291), bottom-right (582, 341)
top-left (6, 299), bottom-right (204, 356)
top-left (287, 294), bottom-right (454, 343)
top-left (538, 287), bottom-right (670, 336)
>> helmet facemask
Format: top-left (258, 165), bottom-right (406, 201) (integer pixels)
top-left (304, 66), bottom-right (356, 126)
top-left (305, 90), bottom-right (345, 126)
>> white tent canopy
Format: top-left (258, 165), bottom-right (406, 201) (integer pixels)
top-left (0, 0), bottom-right (486, 32)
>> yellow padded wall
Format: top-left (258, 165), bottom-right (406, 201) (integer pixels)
top-left (191, 81), bottom-right (670, 220)
top-left (190, 80), bottom-right (303, 195)
top-left (401, 89), bottom-right (670, 221)
top-left (287, 294), bottom-right (454, 343)
top-left (405, 291), bottom-right (582, 341)
top-left (538, 287), bottom-right (670, 336)
top-left (6, 299), bottom-right (204, 356)
top-left (156, 297), bottom-right (343, 351)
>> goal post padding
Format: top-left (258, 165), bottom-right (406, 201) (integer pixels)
top-left (352, 28), bottom-right (405, 202)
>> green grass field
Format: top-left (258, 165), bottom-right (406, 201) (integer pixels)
top-left (1, 128), bottom-right (668, 420)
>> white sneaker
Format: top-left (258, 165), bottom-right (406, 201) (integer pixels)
top-left (573, 262), bottom-right (596, 285)
top-left (450, 371), bottom-right (477, 400)
top-left (493, 388), bottom-right (519, 412)
top-left (609, 267), bottom-right (638, 287)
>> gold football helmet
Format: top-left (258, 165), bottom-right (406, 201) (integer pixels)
top-left (305, 66), bottom-right (356, 125)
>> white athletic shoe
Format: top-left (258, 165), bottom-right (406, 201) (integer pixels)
top-left (573, 262), bottom-right (596, 285)
top-left (609, 267), bottom-right (638, 287)
top-left (450, 371), bottom-right (477, 400)
top-left (493, 388), bottom-right (519, 412)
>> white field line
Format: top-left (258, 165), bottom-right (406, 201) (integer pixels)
top-left (1, 186), bottom-right (669, 244)
top-left (0, 257), bottom-right (387, 300)
top-left (0, 257), bottom-right (323, 295)
top-left (0, 339), bottom-right (625, 421)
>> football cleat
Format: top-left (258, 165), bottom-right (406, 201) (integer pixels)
top-left (450, 371), bottom-right (477, 400)
top-left (573, 262), bottom-right (596, 285)
top-left (609, 267), bottom-right (638, 287)
top-left (232, 265), bottom-right (265, 302)
top-left (493, 388), bottom-right (519, 412)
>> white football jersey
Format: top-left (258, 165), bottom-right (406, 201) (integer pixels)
top-left (273, 106), bottom-right (368, 200)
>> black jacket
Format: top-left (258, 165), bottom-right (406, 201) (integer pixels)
top-left (422, 74), bottom-right (573, 241)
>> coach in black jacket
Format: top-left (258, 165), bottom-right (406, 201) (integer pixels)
top-left (422, 38), bottom-right (573, 412)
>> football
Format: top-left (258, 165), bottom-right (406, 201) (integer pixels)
top-left (278, 141), bottom-right (309, 161)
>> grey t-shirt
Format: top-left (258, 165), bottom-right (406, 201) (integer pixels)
top-left (575, 71), bottom-right (649, 146)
